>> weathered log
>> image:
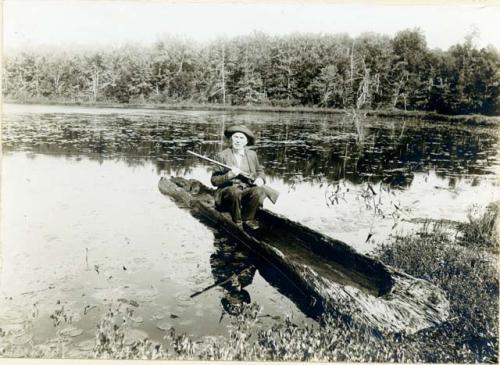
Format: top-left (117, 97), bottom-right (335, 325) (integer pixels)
top-left (158, 176), bottom-right (449, 334)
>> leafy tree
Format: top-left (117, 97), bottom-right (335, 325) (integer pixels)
top-left (389, 29), bottom-right (433, 110)
top-left (2, 31), bottom-right (498, 115)
top-left (309, 64), bottom-right (343, 107)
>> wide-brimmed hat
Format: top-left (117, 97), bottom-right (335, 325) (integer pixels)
top-left (224, 125), bottom-right (256, 146)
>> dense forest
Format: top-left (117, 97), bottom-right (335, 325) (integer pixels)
top-left (3, 29), bottom-right (499, 115)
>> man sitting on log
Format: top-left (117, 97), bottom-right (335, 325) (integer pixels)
top-left (211, 125), bottom-right (267, 230)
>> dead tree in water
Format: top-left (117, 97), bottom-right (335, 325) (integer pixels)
top-left (209, 42), bottom-right (227, 105)
top-left (344, 42), bottom-right (376, 143)
top-left (221, 45), bottom-right (226, 105)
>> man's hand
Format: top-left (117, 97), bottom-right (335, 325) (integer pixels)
top-left (254, 177), bottom-right (265, 187)
top-left (228, 167), bottom-right (242, 179)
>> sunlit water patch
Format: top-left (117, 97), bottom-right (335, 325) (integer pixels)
top-left (1, 152), bottom-right (313, 357)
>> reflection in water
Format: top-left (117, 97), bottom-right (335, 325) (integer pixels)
top-left (2, 109), bottom-right (498, 189)
top-left (209, 232), bottom-right (325, 320)
top-left (209, 233), bottom-right (256, 317)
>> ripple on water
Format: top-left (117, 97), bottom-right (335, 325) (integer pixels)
top-left (133, 287), bottom-right (159, 303)
top-left (5, 328), bottom-right (32, 346)
top-left (173, 292), bottom-right (191, 308)
top-left (2, 323), bottom-right (26, 337)
top-left (77, 339), bottom-right (95, 351)
top-left (0, 308), bottom-right (28, 324)
top-left (90, 285), bottom-right (133, 302)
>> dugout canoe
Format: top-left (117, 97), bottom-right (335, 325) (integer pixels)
top-left (158, 176), bottom-right (449, 334)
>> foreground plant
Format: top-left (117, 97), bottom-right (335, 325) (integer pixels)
top-left (457, 202), bottom-right (498, 252)
top-left (374, 203), bottom-right (499, 363)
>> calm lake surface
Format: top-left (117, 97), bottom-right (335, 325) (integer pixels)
top-left (1, 103), bottom-right (499, 357)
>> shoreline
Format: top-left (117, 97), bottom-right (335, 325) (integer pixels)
top-left (4, 99), bottom-right (499, 125)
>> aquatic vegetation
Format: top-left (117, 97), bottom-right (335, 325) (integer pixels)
top-left (2, 109), bottom-right (498, 186)
top-left (93, 306), bottom-right (163, 360)
top-left (457, 202), bottom-right (498, 252)
top-left (374, 206), bottom-right (499, 363)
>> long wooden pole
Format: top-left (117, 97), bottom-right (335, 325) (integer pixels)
top-left (187, 150), bottom-right (250, 178)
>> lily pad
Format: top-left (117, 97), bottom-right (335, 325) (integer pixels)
top-left (156, 321), bottom-right (172, 332)
top-left (152, 313), bottom-right (165, 320)
top-left (130, 315), bottom-right (144, 323)
top-left (60, 326), bottom-right (84, 338)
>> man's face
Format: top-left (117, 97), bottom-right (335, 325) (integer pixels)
top-left (231, 132), bottom-right (248, 149)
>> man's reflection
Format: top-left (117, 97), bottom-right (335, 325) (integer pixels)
top-left (210, 234), bottom-right (257, 316)
top-left (208, 233), bottom-right (324, 320)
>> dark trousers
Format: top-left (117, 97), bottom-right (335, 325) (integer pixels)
top-left (219, 186), bottom-right (267, 223)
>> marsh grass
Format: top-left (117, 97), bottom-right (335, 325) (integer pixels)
top-left (374, 204), bottom-right (499, 363)
top-left (457, 202), bottom-right (499, 252)
top-left (6, 98), bottom-right (499, 125)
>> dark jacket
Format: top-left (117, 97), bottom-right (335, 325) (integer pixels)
top-left (211, 148), bottom-right (266, 204)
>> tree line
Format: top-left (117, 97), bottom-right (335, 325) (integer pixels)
top-left (3, 29), bottom-right (499, 115)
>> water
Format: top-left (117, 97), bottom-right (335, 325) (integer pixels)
top-left (1, 103), bottom-right (498, 357)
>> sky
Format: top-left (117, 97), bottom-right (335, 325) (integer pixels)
top-left (3, 1), bottom-right (500, 52)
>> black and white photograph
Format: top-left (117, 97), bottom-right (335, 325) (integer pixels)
top-left (1, 0), bottom-right (499, 362)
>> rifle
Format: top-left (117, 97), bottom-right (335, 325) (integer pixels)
top-left (190, 266), bottom-right (253, 298)
top-left (187, 150), bottom-right (280, 204)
